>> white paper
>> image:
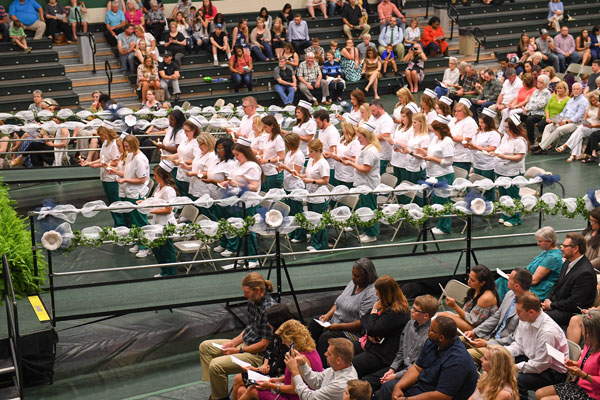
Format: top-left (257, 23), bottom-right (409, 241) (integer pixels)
top-left (230, 355), bottom-right (252, 368)
top-left (456, 327), bottom-right (475, 344)
top-left (313, 318), bottom-right (331, 328)
top-left (496, 268), bottom-right (510, 280)
top-left (546, 343), bottom-right (566, 365)
top-left (181, 243), bottom-right (200, 249)
top-left (212, 342), bottom-right (223, 350)
top-left (247, 370), bottom-right (269, 382)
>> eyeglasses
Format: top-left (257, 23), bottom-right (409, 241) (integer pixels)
top-left (216, 147), bottom-right (225, 152)
top-left (411, 306), bottom-right (425, 314)
top-left (560, 244), bottom-right (576, 249)
top-left (428, 326), bottom-right (441, 335)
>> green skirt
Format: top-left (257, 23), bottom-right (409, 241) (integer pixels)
top-left (431, 172), bottom-right (454, 233)
top-left (497, 174), bottom-right (522, 225)
top-left (358, 193), bottom-right (378, 238)
top-left (262, 172), bottom-right (284, 192)
top-left (473, 168), bottom-right (496, 202)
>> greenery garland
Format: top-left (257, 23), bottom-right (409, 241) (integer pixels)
top-left (62, 196), bottom-right (590, 250)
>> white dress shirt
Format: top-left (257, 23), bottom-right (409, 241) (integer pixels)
top-left (292, 363), bottom-right (358, 400)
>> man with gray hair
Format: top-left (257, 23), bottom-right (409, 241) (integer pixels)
top-left (104, 0), bottom-right (126, 46)
top-left (297, 52), bottom-right (322, 106)
top-left (536, 28), bottom-right (560, 72)
top-left (492, 67), bottom-right (522, 129)
top-left (357, 34), bottom-right (377, 61)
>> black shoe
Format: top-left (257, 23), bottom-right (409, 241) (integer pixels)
top-left (174, 94), bottom-right (180, 101)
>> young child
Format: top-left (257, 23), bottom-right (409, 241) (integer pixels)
top-left (330, 39), bottom-right (341, 62)
top-left (381, 44), bottom-right (397, 75)
top-left (10, 21), bottom-right (30, 53)
top-left (343, 380), bottom-right (372, 400)
top-left (67, 0), bottom-right (88, 42)
top-left (527, 36), bottom-right (537, 53)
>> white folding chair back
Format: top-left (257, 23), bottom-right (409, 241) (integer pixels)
top-left (438, 279), bottom-right (470, 310)
top-left (390, 180), bottom-right (419, 242)
top-left (453, 166), bottom-right (469, 180)
top-left (331, 194), bottom-right (361, 248)
top-left (178, 204), bottom-right (200, 224)
top-left (378, 173), bottom-right (398, 207)
top-left (174, 214), bottom-right (217, 272)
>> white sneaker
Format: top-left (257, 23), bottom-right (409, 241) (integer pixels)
top-left (248, 261), bottom-right (260, 269)
top-left (503, 221), bottom-right (514, 227)
top-left (431, 228), bottom-right (446, 235)
top-left (213, 245), bottom-right (225, 253)
top-left (498, 218), bottom-right (505, 224)
top-left (136, 249), bottom-right (152, 258)
top-left (361, 235), bottom-right (377, 243)
top-left (213, 59), bottom-right (218, 66)
top-left (307, 246), bottom-right (317, 252)
top-left (344, 227), bottom-right (353, 232)
top-left (221, 263), bottom-right (235, 270)
top-left (221, 249), bottom-right (233, 257)
top-left (154, 273), bottom-right (163, 278)
top-left (307, 233), bottom-right (311, 239)
top-left (291, 238), bottom-right (303, 243)
top-left (129, 244), bottom-right (139, 253)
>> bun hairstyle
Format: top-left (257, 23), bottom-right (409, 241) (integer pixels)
top-left (242, 272), bottom-right (274, 293)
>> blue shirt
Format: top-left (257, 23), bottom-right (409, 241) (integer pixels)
top-left (410, 338), bottom-right (478, 400)
top-left (9, 0), bottom-right (41, 26)
top-left (322, 61), bottom-right (342, 79)
top-left (560, 94), bottom-right (588, 123)
top-left (548, 1), bottom-right (563, 20)
top-left (105, 9), bottom-right (125, 27)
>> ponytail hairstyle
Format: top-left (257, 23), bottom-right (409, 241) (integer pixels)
top-left (242, 272), bottom-right (274, 293)
top-left (153, 165), bottom-right (178, 194)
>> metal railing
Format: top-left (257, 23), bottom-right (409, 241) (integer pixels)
top-left (2, 254), bottom-right (23, 400)
top-left (89, 33), bottom-right (97, 74)
top-left (105, 60), bottom-right (113, 98)
top-left (473, 27), bottom-right (486, 64)
top-left (447, 3), bottom-right (459, 40)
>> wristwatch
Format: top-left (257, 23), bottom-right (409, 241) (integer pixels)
top-left (239, 346), bottom-right (244, 353)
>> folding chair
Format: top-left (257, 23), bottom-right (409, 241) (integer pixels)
top-left (377, 173), bottom-right (398, 207)
top-left (331, 193), bottom-right (361, 248)
top-left (453, 166), bottom-right (469, 180)
top-left (173, 214), bottom-right (217, 272)
top-left (438, 279), bottom-right (470, 311)
top-left (261, 200), bottom-right (296, 259)
top-left (389, 180), bottom-right (419, 242)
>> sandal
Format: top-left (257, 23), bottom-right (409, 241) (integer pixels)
top-left (582, 157), bottom-right (596, 164)
top-left (566, 156), bottom-right (574, 162)
top-left (556, 145), bottom-right (567, 153)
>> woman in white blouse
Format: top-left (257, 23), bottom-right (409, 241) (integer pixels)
top-left (404, 18), bottom-right (421, 50)
top-left (259, 115), bottom-right (286, 191)
top-left (449, 98), bottom-right (478, 172)
top-left (116, 135), bottom-right (151, 258)
top-left (203, 137), bottom-right (237, 226)
top-left (297, 139), bottom-right (330, 251)
top-left (186, 132), bottom-right (217, 219)
top-left (153, 109), bottom-right (186, 182)
top-left (277, 133), bottom-right (306, 243)
top-left (390, 106), bottom-right (415, 187)
top-left (343, 127), bottom-right (381, 243)
top-left (433, 57), bottom-right (460, 98)
top-left (162, 119), bottom-right (200, 198)
top-left (491, 114), bottom-right (528, 227)
top-left (414, 115), bottom-right (455, 235)
top-left (466, 108), bottom-right (501, 202)
top-left (336, 89), bottom-right (367, 126)
top-left (401, 112), bottom-right (430, 206)
top-left (218, 138), bottom-right (263, 268)
top-left (392, 87), bottom-right (416, 124)
top-left (329, 121), bottom-right (362, 188)
top-left (82, 125), bottom-right (125, 227)
top-left (150, 164), bottom-right (178, 277)
top-left (288, 103), bottom-right (316, 159)
top-left (420, 89), bottom-right (438, 125)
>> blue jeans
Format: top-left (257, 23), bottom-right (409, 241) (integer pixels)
top-left (252, 42), bottom-right (274, 61)
top-left (327, 1), bottom-right (337, 17)
top-left (471, 100), bottom-right (494, 120)
top-left (120, 51), bottom-right (136, 73)
top-left (434, 85), bottom-right (448, 98)
top-left (556, 52), bottom-right (582, 73)
top-left (232, 72), bottom-right (252, 92)
top-left (328, 79), bottom-right (345, 101)
top-left (275, 83), bottom-right (295, 105)
top-left (0, 22), bottom-right (9, 42)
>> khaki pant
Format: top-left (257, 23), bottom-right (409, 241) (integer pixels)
top-left (343, 23), bottom-right (371, 39)
top-left (539, 122), bottom-right (578, 150)
top-left (460, 336), bottom-right (485, 365)
top-left (199, 339), bottom-right (264, 399)
top-left (23, 20), bottom-right (46, 40)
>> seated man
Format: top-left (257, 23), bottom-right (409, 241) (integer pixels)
top-left (104, 0), bottom-right (125, 47)
top-left (209, 23), bottom-right (231, 66)
top-left (471, 68), bottom-right (502, 120)
top-left (117, 23), bottom-right (137, 74)
top-left (536, 28), bottom-right (560, 73)
top-left (9, 0), bottom-right (46, 40)
top-left (362, 294), bottom-right (437, 392)
top-left (506, 292), bottom-right (569, 400)
top-left (554, 26), bottom-right (581, 73)
top-left (464, 268), bottom-right (532, 364)
top-left (297, 52), bottom-right (322, 106)
top-left (532, 82), bottom-right (588, 154)
top-left (305, 36), bottom-right (325, 65)
top-left (274, 58), bottom-right (296, 106)
top-left (158, 51), bottom-right (181, 101)
top-left (287, 14), bottom-right (311, 55)
top-left (377, 17), bottom-right (404, 61)
top-left (199, 273), bottom-right (278, 400)
top-left (356, 33), bottom-right (377, 61)
top-left (377, 0), bottom-right (405, 27)
top-left (376, 316), bottom-right (478, 400)
top-left (491, 68), bottom-right (523, 125)
top-left (341, 0), bottom-right (370, 40)
top-left (542, 232), bottom-right (597, 326)
top-left (286, 337), bottom-right (358, 400)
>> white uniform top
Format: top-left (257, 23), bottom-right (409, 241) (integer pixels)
top-left (449, 116), bottom-right (478, 163)
top-left (283, 149), bottom-right (306, 191)
top-left (392, 104), bottom-right (404, 123)
top-left (404, 132), bottom-right (430, 173)
top-left (334, 138), bottom-right (362, 183)
top-left (345, 107), bottom-right (362, 126)
top-left (251, 133), bottom-right (269, 153)
top-left (472, 130), bottom-right (501, 171)
top-left (99, 139), bottom-right (120, 182)
top-left (53, 128), bottom-right (69, 166)
top-left (117, 159), bottom-right (125, 197)
top-left (261, 135), bottom-right (286, 176)
top-left (494, 135), bottom-right (528, 177)
top-left (163, 127), bottom-right (186, 156)
top-left (426, 136), bottom-right (454, 178)
top-left (370, 112), bottom-right (394, 161)
top-left (230, 160), bottom-right (262, 192)
top-left (239, 112), bottom-right (259, 138)
top-left (305, 157), bottom-right (330, 204)
top-left (206, 158), bottom-right (236, 199)
top-left (390, 125), bottom-right (412, 169)
top-left (425, 110), bottom-right (437, 125)
top-left (292, 119), bottom-right (317, 157)
top-left (189, 151), bottom-right (218, 197)
top-left (354, 144), bottom-right (381, 189)
top-left (318, 124), bottom-right (340, 169)
top-left (152, 185), bottom-right (177, 225)
top-left (175, 138), bottom-right (201, 182)
top-left (122, 151), bottom-right (150, 198)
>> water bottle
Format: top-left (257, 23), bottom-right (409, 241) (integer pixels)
top-left (268, 82), bottom-right (272, 91)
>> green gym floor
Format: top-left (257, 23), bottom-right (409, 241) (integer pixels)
top-left (4, 93), bottom-right (597, 399)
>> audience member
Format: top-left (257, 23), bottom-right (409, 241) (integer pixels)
top-left (287, 14), bottom-right (310, 54)
top-left (542, 233), bottom-right (597, 326)
top-left (499, 72), bottom-right (534, 133)
top-left (281, 42), bottom-right (299, 68)
top-left (340, 39), bottom-right (362, 82)
top-left (257, 7), bottom-right (272, 29)
top-left (556, 92), bottom-right (600, 161)
top-left (472, 69), bottom-right (503, 119)
top-left (536, 28), bottom-right (560, 73)
top-left (583, 208), bottom-right (600, 267)
top-left (170, 0), bottom-right (191, 20)
top-left (201, 0), bottom-right (217, 21)
top-left (434, 57), bottom-right (459, 97)
top-left (344, 379), bottom-right (372, 400)
top-left (342, 0), bottom-right (369, 40)
top-left (158, 51), bottom-right (181, 101)
top-left (465, 268), bottom-right (532, 363)
top-left (450, 63), bottom-right (479, 100)
top-left (104, 0), bottom-right (125, 46)
top-left (209, 23), bottom-right (230, 66)
top-left (377, 316), bottom-right (478, 400)
top-left (377, 17), bottom-right (404, 61)
top-left (420, 16), bottom-right (448, 58)
top-left (28, 90), bottom-right (43, 112)
top-left (547, 0), bottom-right (563, 32)
top-left (377, 0), bottom-right (404, 26)
top-left (322, 51), bottom-right (345, 103)
top-left (507, 292), bottom-right (569, 400)
top-left (404, 18), bottom-right (420, 50)
top-left (231, 19), bottom-right (250, 55)
top-left (123, 0), bottom-right (142, 26)
top-left (208, 12), bottom-right (226, 33)
top-left (297, 52), bottom-right (322, 106)
top-left (9, 0), bottom-right (46, 40)
top-left (145, 0), bottom-right (165, 43)
top-left (470, 345), bottom-right (518, 400)
top-left (364, 294), bottom-right (436, 391)
top-left (274, 58), bottom-right (296, 106)
top-left (356, 34), bottom-right (376, 61)
top-left (575, 29), bottom-right (592, 66)
top-left (307, 0), bottom-right (328, 20)
top-left (362, 46), bottom-right (382, 99)
top-left (493, 68), bottom-right (524, 127)
top-left (305, 37), bottom-right (325, 64)
top-left (278, 3), bottom-right (293, 27)
top-left (137, 55), bottom-right (160, 102)
top-left (584, 59), bottom-right (600, 94)
top-left (554, 26), bottom-right (581, 73)
top-left (229, 45), bottom-right (253, 93)
top-left (523, 74), bottom-right (552, 143)
top-left (9, 19), bottom-right (29, 52)
top-left (0, 5), bottom-right (9, 42)
top-left (271, 17), bottom-right (287, 59)
top-left (117, 23), bottom-right (137, 74)
top-left (199, 273), bottom-right (278, 400)
top-left (44, 0), bottom-right (73, 43)
top-left (287, 337), bottom-right (358, 400)
top-left (380, 45), bottom-right (397, 76)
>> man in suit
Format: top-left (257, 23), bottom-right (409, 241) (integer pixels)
top-left (463, 267), bottom-right (532, 364)
top-left (542, 232), bottom-right (597, 326)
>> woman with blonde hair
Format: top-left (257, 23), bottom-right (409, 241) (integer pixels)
top-left (330, 121), bottom-right (361, 189)
top-left (358, 103), bottom-right (371, 127)
top-left (467, 108), bottom-right (501, 201)
top-left (186, 131), bottom-right (217, 217)
top-left (402, 112), bottom-right (430, 205)
top-left (246, 320), bottom-right (324, 399)
top-left (392, 87), bottom-right (415, 124)
top-left (390, 106), bottom-right (415, 185)
top-left (449, 99), bottom-right (478, 171)
top-left (136, 55), bottom-right (160, 103)
top-left (469, 345), bottom-right (517, 400)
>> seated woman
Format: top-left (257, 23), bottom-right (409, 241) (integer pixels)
top-left (250, 18), bottom-right (274, 62)
top-left (137, 56), bottom-right (160, 103)
top-left (241, 319), bottom-right (324, 399)
top-left (583, 208), bottom-right (600, 268)
top-left (403, 43), bottom-right (427, 94)
top-left (556, 92), bottom-right (600, 162)
top-left (352, 275), bottom-right (411, 378)
top-left (439, 264), bottom-right (499, 332)
top-left (308, 257), bottom-right (378, 366)
top-left (469, 345), bottom-right (518, 400)
top-left (433, 57), bottom-right (459, 98)
top-left (44, 0), bottom-right (75, 43)
top-left (362, 46), bottom-right (382, 99)
top-left (230, 45), bottom-right (253, 93)
top-left (124, 0), bottom-right (144, 26)
top-left (496, 226), bottom-right (563, 301)
top-left (420, 16), bottom-right (448, 58)
top-left (322, 50), bottom-right (345, 104)
top-left (499, 73), bottom-right (536, 134)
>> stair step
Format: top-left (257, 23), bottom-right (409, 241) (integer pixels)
top-left (0, 50), bottom-right (58, 66)
top-left (0, 384), bottom-right (19, 400)
top-left (0, 358), bottom-right (15, 375)
top-left (0, 38), bottom-right (52, 53)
